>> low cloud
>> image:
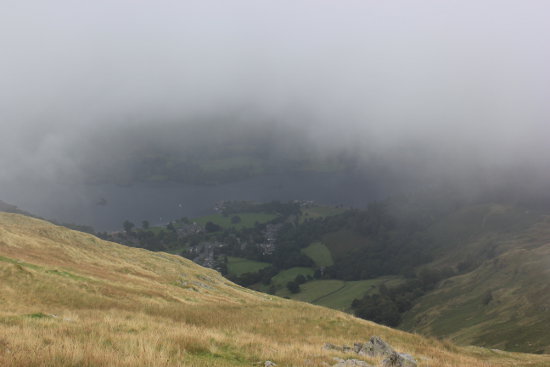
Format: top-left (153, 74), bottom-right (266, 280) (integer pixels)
top-left (1, 0), bottom-right (550, 194)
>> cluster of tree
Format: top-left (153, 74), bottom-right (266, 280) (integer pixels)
top-left (106, 200), bottom-right (302, 259)
top-left (286, 274), bottom-right (308, 294)
top-left (98, 218), bottom-right (186, 251)
top-left (225, 265), bottom-right (279, 287)
top-left (351, 266), bottom-right (455, 327)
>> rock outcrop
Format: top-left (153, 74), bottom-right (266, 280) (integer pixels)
top-left (382, 352), bottom-right (417, 367)
top-left (324, 336), bottom-right (416, 367)
top-left (355, 336), bottom-right (396, 357)
top-left (332, 357), bottom-right (374, 367)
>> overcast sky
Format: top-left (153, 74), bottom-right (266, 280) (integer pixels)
top-left (1, 0), bottom-right (550, 189)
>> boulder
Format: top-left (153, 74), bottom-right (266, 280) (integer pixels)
top-left (264, 361), bottom-right (277, 367)
top-left (381, 352), bottom-right (417, 367)
top-left (332, 357), bottom-right (374, 367)
top-left (356, 336), bottom-right (395, 357)
top-left (323, 336), bottom-right (416, 367)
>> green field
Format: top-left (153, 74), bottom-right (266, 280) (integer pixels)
top-left (226, 256), bottom-right (271, 276)
top-left (276, 279), bottom-right (344, 301)
top-left (270, 267), bottom-right (315, 288)
top-left (194, 212), bottom-right (278, 230)
top-left (301, 242), bottom-right (334, 267)
top-left (317, 277), bottom-right (403, 311)
top-left (277, 277), bottom-right (402, 312)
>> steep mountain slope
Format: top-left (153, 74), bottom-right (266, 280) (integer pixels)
top-left (1, 213), bottom-right (549, 366)
top-left (401, 214), bottom-right (550, 354)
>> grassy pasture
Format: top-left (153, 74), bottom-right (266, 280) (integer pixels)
top-left (226, 256), bottom-right (270, 276)
top-left (278, 277), bottom-right (403, 312)
top-left (276, 279), bottom-right (344, 301)
top-left (301, 242), bottom-right (334, 267)
top-left (314, 277), bottom-right (403, 311)
top-left (270, 267), bottom-right (315, 288)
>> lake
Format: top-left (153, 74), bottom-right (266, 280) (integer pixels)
top-left (0, 172), bottom-right (385, 231)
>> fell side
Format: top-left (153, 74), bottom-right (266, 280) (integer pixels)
top-left (1, 213), bottom-right (549, 367)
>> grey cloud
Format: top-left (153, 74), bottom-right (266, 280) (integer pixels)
top-left (1, 0), bottom-right (550, 189)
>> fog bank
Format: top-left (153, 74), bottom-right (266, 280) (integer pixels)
top-left (1, 1), bottom-right (550, 193)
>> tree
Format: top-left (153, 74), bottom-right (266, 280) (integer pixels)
top-left (287, 281), bottom-right (300, 294)
top-left (231, 215), bottom-right (241, 224)
top-left (205, 221), bottom-right (222, 233)
top-left (123, 220), bottom-right (135, 234)
top-left (294, 274), bottom-right (306, 285)
top-left (352, 294), bottom-right (401, 327)
top-left (142, 220), bottom-right (149, 229)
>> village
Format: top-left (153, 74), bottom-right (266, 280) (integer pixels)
top-left (98, 199), bottom-right (314, 274)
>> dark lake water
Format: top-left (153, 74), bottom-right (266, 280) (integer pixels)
top-left (1, 172), bottom-right (385, 231)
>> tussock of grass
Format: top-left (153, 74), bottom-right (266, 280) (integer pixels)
top-left (1, 212), bottom-right (549, 366)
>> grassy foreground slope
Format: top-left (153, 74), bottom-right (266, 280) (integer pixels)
top-left (1, 214), bottom-right (549, 367)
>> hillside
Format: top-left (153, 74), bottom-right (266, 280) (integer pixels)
top-left (400, 213), bottom-right (550, 354)
top-left (1, 213), bottom-right (550, 366)
top-left (0, 213), bottom-right (550, 366)
top-left (96, 199), bottom-right (550, 354)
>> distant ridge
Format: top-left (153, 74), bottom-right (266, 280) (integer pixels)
top-left (0, 200), bottom-right (32, 216)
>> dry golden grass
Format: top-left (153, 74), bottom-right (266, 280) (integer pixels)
top-left (1, 213), bottom-right (549, 366)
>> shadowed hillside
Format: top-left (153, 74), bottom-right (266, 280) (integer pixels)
top-left (1, 213), bottom-right (550, 366)
top-left (401, 213), bottom-right (550, 353)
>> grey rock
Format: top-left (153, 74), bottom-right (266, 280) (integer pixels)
top-left (357, 336), bottom-right (395, 357)
top-left (264, 361), bottom-right (277, 367)
top-left (381, 352), bottom-right (417, 367)
top-left (332, 358), bottom-right (374, 367)
top-left (324, 336), bottom-right (416, 367)
top-left (399, 353), bottom-right (416, 363)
